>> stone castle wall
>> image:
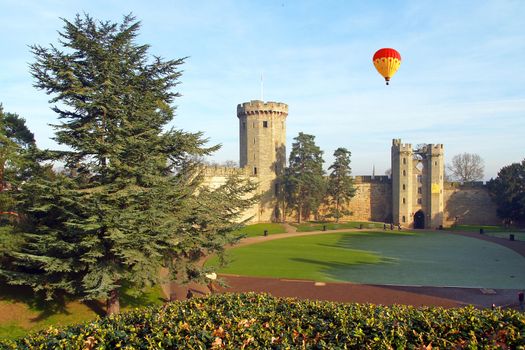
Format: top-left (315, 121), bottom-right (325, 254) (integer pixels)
top-left (202, 100), bottom-right (501, 227)
top-left (202, 168), bottom-right (500, 226)
top-left (443, 183), bottom-right (499, 226)
top-left (343, 176), bottom-right (392, 222)
top-left (201, 166), bottom-right (258, 223)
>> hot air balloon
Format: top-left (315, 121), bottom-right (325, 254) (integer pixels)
top-left (373, 48), bottom-right (401, 85)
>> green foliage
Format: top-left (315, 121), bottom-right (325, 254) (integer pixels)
top-left (487, 159), bottom-right (525, 223)
top-left (283, 132), bottom-right (326, 223)
top-left (1, 293), bottom-right (524, 348)
top-left (0, 105), bottom-right (37, 213)
top-left (1, 13), bottom-right (257, 315)
top-left (326, 147), bottom-right (355, 222)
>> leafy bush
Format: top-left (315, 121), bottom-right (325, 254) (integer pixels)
top-left (1, 293), bottom-right (524, 349)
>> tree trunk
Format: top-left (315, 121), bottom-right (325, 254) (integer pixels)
top-left (297, 203), bottom-right (302, 223)
top-left (106, 289), bottom-right (120, 315)
top-left (335, 199), bottom-right (340, 223)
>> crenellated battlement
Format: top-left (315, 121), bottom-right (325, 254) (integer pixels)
top-left (429, 143), bottom-right (444, 156)
top-left (237, 100), bottom-right (288, 117)
top-left (392, 139), bottom-right (412, 153)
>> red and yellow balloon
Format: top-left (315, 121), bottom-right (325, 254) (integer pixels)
top-left (373, 48), bottom-right (401, 85)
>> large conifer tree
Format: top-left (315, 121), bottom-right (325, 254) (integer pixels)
top-left (283, 132), bottom-right (325, 223)
top-left (327, 147), bottom-right (355, 222)
top-left (2, 14), bottom-right (256, 315)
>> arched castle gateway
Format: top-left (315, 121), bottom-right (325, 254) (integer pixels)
top-left (391, 139), bottom-right (445, 229)
top-left (203, 100), bottom-right (499, 227)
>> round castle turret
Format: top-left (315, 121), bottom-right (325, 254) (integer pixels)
top-left (237, 100), bottom-right (288, 177)
top-left (237, 100), bottom-right (288, 221)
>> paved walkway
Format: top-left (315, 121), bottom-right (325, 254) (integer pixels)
top-left (167, 225), bottom-right (525, 309)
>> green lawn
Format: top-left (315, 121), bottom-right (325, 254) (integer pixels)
top-left (0, 283), bottom-right (165, 340)
top-left (484, 231), bottom-right (525, 241)
top-left (447, 224), bottom-right (507, 232)
top-left (207, 231), bottom-right (525, 289)
top-left (292, 221), bottom-right (384, 232)
top-left (447, 224), bottom-right (525, 241)
top-left (233, 223), bottom-right (287, 237)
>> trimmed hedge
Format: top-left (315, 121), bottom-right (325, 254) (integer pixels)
top-left (1, 293), bottom-right (524, 349)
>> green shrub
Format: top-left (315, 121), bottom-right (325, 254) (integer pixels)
top-left (1, 293), bottom-right (524, 349)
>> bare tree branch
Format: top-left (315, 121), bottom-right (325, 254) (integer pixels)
top-left (446, 153), bottom-right (484, 182)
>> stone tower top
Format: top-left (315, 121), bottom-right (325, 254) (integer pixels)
top-left (237, 100), bottom-right (288, 117)
top-left (392, 138), bottom-right (412, 153)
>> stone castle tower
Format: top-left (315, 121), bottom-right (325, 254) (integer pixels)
top-left (237, 100), bottom-right (288, 222)
top-left (391, 139), bottom-right (445, 229)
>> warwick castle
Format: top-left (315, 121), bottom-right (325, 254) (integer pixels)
top-left (203, 100), bottom-right (499, 228)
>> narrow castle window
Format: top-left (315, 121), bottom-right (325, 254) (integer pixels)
top-left (403, 158), bottom-right (406, 165)
top-left (435, 161), bottom-right (437, 166)
top-left (253, 137), bottom-right (256, 144)
top-left (402, 216), bottom-right (406, 223)
top-left (274, 183), bottom-right (279, 195)
top-left (403, 170), bottom-right (406, 176)
top-left (253, 167), bottom-right (257, 175)
top-left (402, 198), bottom-right (405, 204)
top-left (417, 198), bottom-right (422, 204)
top-left (418, 187), bottom-right (422, 194)
top-left (402, 184), bottom-right (405, 190)
top-left (263, 121), bottom-right (268, 128)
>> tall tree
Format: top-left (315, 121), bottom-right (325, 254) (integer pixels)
top-left (447, 153), bottom-right (484, 182)
top-left (283, 132), bottom-right (325, 223)
top-left (327, 148), bottom-right (355, 222)
top-left (1, 14), bottom-right (256, 315)
top-left (487, 160), bottom-right (525, 224)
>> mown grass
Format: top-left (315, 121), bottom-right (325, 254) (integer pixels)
top-left (447, 224), bottom-right (525, 241)
top-left (292, 221), bottom-right (385, 232)
top-left (233, 223), bottom-right (286, 237)
top-left (448, 224), bottom-right (507, 232)
top-left (0, 282), bottom-right (166, 340)
top-left (207, 230), bottom-right (525, 288)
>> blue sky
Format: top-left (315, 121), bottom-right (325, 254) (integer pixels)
top-left (1, 0), bottom-right (524, 179)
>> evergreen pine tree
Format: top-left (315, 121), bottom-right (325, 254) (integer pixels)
top-left (283, 132), bottom-right (325, 223)
top-left (327, 147), bottom-right (355, 222)
top-left (2, 14), bottom-right (257, 315)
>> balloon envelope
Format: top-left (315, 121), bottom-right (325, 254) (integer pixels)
top-left (373, 48), bottom-right (401, 85)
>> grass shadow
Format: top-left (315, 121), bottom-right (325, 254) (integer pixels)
top-left (0, 279), bottom-right (69, 316)
top-left (289, 256), bottom-right (399, 282)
